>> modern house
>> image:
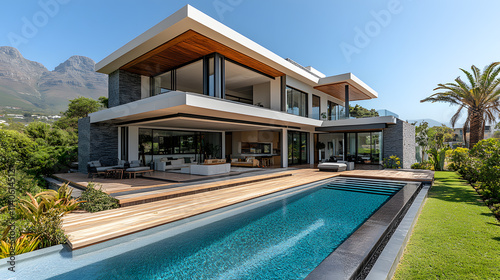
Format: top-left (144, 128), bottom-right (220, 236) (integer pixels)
top-left (78, 5), bottom-right (415, 173)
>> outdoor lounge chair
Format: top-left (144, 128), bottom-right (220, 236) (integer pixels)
top-left (317, 162), bottom-right (347, 172)
top-left (87, 160), bottom-right (127, 178)
top-left (125, 160), bottom-right (152, 178)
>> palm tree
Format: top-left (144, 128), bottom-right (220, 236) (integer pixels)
top-left (421, 62), bottom-right (500, 148)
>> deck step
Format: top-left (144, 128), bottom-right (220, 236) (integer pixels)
top-left (115, 173), bottom-right (294, 207)
top-left (45, 177), bottom-right (84, 198)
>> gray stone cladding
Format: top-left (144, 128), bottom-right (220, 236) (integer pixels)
top-left (78, 117), bottom-right (90, 173)
top-left (383, 119), bottom-right (416, 169)
top-left (78, 117), bottom-right (118, 173)
top-left (108, 69), bottom-right (141, 108)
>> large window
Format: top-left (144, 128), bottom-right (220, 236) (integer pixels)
top-left (312, 95), bottom-right (320, 120)
top-left (288, 131), bottom-right (308, 165)
top-left (318, 131), bottom-right (382, 165)
top-left (176, 60), bottom-right (204, 94)
top-left (317, 133), bottom-right (343, 161)
top-left (286, 87), bottom-right (308, 117)
top-left (347, 132), bottom-right (382, 164)
top-left (327, 101), bottom-right (346, 120)
top-left (225, 60), bottom-right (272, 106)
top-left (151, 54), bottom-right (272, 106)
top-left (139, 128), bottom-right (222, 165)
top-left (152, 71), bottom-right (173, 96)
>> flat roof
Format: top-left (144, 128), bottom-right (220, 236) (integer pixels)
top-left (95, 5), bottom-right (378, 101)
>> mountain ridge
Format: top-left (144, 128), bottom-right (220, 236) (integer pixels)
top-left (0, 46), bottom-right (107, 113)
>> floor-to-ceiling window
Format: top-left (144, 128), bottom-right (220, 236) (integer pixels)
top-left (120, 127), bottom-right (129, 161)
top-left (286, 87), bottom-right (308, 117)
top-left (347, 132), bottom-right (382, 164)
top-left (317, 133), bottom-right (343, 161)
top-left (288, 131), bottom-right (308, 165)
top-left (317, 131), bottom-right (383, 165)
top-left (312, 94), bottom-right (320, 120)
top-left (152, 71), bottom-right (173, 96)
top-left (224, 60), bottom-right (272, 106)
top-left (327, 101), bottom-right (346, 120)
top-left (139, 129), bottom-right (222, 165)
top-left (176, 60), bottom-right (204, 94)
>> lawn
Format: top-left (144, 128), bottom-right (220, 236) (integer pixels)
top-left (393, 171), bottom-right (500, 279)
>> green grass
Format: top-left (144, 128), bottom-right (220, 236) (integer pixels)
top-left (393, 171), bottom-right (500, 279)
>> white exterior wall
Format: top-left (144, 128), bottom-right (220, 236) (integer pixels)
top-left (269, 78), bottom-right (281, 111)
top-left (309, 132), bottom-right (315, 164)
top-left (128, 126), bottom-right (139, 161)
top-left (281, 128), bottom-right (288, 168)
top-left (141, 76), bottom-right (150, 99)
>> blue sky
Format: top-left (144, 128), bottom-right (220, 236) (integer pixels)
top-left (1, 0), bottom-right (500, 126)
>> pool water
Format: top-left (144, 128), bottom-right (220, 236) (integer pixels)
top-left (51, 184), bottom-right (393, 280)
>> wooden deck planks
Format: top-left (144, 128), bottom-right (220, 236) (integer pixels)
top-left (62, 169), bottom-right (338, 249)
top-left (114, 171), bottom-right (295, 206)
top-left (54, 173), bottom-right (174, 194)
top-left (61, 168), bottom-right (434, 250)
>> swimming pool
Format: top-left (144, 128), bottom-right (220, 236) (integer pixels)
top-left (2, 177), bottom-right (421, 279)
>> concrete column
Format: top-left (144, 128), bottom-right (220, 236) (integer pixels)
top-left (281, 128), bottom-right (288, 168)
top-left (128, 126), bottom-right (139, 161)
top-left (345, 85), bottom-right (350, 118)
top-left (309, 132), bottom-right (315, 164)
top-left (221, 131), bottom-right (226, 159)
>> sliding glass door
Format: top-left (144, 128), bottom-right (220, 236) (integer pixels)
top-left (288, 131), bottom-right (308, 165)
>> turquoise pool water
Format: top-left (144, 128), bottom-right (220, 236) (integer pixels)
top-left (50, 184), bottom-right (393, 280)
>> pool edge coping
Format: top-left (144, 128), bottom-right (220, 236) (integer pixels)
top-left (365, 183), bottom-right (430, 280)
top-left (305, 179), bottom-right (423, 280)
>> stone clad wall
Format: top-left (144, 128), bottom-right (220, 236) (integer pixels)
top-left (77, 117), bottom-right (118, 173)
top-left (78, 117), bottom-right (90, 173)
top-left (383, 119), bottom-right (416, 168)
top-left (108, 69), bottom-right (141, 108)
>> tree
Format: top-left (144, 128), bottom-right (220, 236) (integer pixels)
top-left (98, 96), bottom-right (109, 108)
top-left (54, 96), bottom-right (101, 131)
top-left (421, 62), bottom-right (500, 148)
top-left (349, 104), bottom-right (379, 118)
top-left (428, 125), bottom-right (454, 150)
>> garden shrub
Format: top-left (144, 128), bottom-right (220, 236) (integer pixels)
top-left (80, 182), bottom-right (119, 213)
top-left (383, 155), bottom-right (401, 169)
top-left (448, 139), bottom-right (500, 219)
top-left (411, 160), bottom-right (433, 170)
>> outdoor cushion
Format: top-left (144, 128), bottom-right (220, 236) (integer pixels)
top-left (318, 162), bottom-right (347, 172)
top-left (88, 160), bottom-right (101, 168)
top-left (126, 166), bottom-right (151, 172)
top-left (129, 160), bottom-right (141, 168)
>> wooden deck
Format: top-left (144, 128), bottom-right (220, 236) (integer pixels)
top-left (115, 171), bottom-right (294, 207)
top-left (54, 173), bottom-right (174, 194)
top-left (62, 169), bottom-right (339, 249)
top-left (60, 168), bottom-right (434, 250)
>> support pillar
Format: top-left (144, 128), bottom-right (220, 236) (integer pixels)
top-left (281, 128), bottom-right (288, 168)
top-left (221, 131), bottom-right (226, 159)
top-left (345, 84), bottom-right (350, 119)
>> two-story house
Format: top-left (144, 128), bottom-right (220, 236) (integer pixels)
top-left (78, 5), bottom-right (415, 172)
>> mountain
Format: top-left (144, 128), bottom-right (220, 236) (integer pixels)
top-left (0, 46), bottom-right (107, 113)
top-left (408, 118), bottom-right (449, 128)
